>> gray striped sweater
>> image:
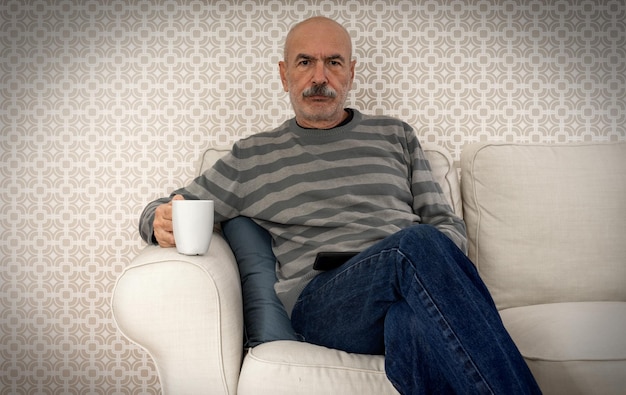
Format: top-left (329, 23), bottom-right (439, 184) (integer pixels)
top-left (139, 109), bottom-right (467, 314)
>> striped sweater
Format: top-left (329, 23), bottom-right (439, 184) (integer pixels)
top-left (139, 109), bottom-right (467, 314)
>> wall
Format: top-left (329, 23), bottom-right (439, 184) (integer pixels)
top-left (1, 0), bottom-right (624, 393)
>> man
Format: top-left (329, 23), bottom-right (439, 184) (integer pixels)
top-left (140, 16), bottom-right (540, 394)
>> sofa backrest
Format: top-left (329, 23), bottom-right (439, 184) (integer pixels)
top-left (461, 143), bottom-right (626, 310)
top-left (198, 142), bottom-right (462, 217)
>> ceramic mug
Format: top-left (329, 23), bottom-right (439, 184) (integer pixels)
top-left (172, 199), bottom-right (214, 255)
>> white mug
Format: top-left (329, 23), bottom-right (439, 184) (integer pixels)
top-left (172, 199), bottom-right (214, 255)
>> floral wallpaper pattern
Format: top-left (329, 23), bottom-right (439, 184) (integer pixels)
top-left (1, 0), bottom-right (624, 393)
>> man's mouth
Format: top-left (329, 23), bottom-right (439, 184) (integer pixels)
top-left (307, 95), bottom-right (331, 101)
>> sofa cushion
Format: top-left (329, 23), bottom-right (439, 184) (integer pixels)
top-left (421, 142), bottom-right (463, 217)
top-left (199, 142), bottom-right (462, 216)
top-left (222, 216), bottom-right (298, 347)
top-left (237, 341), bottom-right (399, 395)
top-left (461, 143), bottom-right (626, 310)
top-left (500, 301), bottom-right (626, 395)
top-left (198, 145), bottom-right (231, 176)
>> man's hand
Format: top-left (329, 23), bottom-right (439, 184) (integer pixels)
top-left (153, 195), bottom-right (185, 248)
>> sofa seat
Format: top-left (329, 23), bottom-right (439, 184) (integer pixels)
top-left (238, 341), bottom-right (397, 394)
top-left (500, 301), bottom-right (626, 395)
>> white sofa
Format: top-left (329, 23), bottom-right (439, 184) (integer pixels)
top-left (112, 142), bottom-right (626, 395)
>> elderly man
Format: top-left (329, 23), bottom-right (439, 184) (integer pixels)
top-left (139, 17), bottom-right (540, 394)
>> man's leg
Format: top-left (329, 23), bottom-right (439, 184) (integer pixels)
top-left (290, 225), bottom-right (540, 395)
top-left (383, 300), bottom-right (455, 393)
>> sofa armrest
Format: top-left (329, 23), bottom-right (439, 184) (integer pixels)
top-left (111, 233), bottom-right (243, 395)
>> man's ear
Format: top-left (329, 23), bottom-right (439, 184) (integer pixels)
top-left (348, 59), bottom-right (356, 89)
top-left (278, 61), bottom-right (289, 92)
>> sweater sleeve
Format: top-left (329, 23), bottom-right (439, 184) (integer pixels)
top-left (406, 126), bottom-right (468, 253)
top-left (137, 147), bottom-right (243, 245)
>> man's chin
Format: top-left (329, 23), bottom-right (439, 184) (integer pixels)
top-left (302, 109), bottom-right (335, 122)
top-left (303, 101), bottom-right (339, 115)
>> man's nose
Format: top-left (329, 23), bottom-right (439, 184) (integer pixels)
top-left (312, 62), bottom-right (328, 85)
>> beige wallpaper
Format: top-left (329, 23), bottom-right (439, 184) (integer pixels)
top-left (1, 0), bottom-right (625, 393)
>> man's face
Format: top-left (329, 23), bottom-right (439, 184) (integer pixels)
top-left (279, 19), bottom-right (356, 129)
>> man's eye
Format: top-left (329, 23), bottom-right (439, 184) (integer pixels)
top-left (299, 60), bottom-right (310, 66)
top-left (329, 59), bottom-right (346, 67)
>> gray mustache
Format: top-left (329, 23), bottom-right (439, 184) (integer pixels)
top-left (302, 84), bottom-right (337, 98)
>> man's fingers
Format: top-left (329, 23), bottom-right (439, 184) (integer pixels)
top-left (155, 228), bottom-right (176, 248)
top-left (153, 197), bottom-right (183, 247)
top-left (156, 200), bottom-right (173, 221)
top-left (153, 195), bottom-right (186, 247)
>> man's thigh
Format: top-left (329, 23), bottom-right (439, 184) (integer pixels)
top-left (290, 230), bottom-right (411, 354)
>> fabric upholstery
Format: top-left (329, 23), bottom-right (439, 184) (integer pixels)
top-left (237, 341), bottom-right (399, 395)
top-left (461, 143), bottom-right (626, 310)
top-left (112, 237), bottom-right (243, 395)
top-left (500, 302), bottom-right (626, 395)
top-left (461, 142), bottom-right (626, 395)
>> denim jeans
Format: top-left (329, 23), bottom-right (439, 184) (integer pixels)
top-left (291, 225), bottom-right (541, 395)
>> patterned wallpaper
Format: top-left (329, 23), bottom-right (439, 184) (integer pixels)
top-left (1, 0), bottom-right (625, 393)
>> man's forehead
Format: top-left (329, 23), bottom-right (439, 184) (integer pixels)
top-left (287, 37), bottom-right (351, 62)
top-left (284, 17), bottom-right (352, 61)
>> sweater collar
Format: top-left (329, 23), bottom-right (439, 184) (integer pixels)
top-left (291, 108), bottom-right (360, 136)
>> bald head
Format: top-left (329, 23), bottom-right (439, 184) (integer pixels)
top-left (283, 17), bottom-right (353, 64)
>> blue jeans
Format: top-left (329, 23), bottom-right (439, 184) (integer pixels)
top-left (291, 225), bottom-right (541, 395)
